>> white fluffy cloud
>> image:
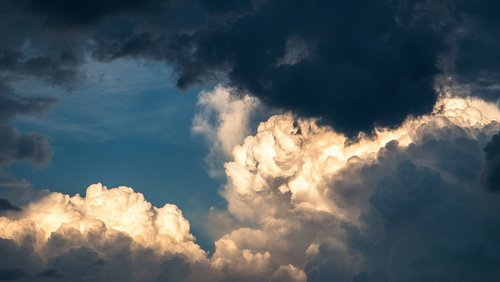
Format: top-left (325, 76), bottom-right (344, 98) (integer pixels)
top-left (224, 95), bottom-right (500, 220)
top-left (1, 93), bottom-right (500, 281)
top-left (218, 94), bottom-right (500, 281)
top-left (0, 183), bottom-right (206, 281)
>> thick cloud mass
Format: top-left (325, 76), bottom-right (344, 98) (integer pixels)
top-left (2, 95), bottom-right (500, 281)
top-left (0, 183), bottom-right (305, 281)
top-left (217, 94), bottom-right (500, 281)
top-left (2, 0), bottom-right (500, 280)
top-left (454, 0), bottom-right (500, 101)
top-left (481, 131), bottom-right (500, 191)
top-left (1, 0), bottom-right (499, 135)
top-left (176, 0), bottom-right (446, 135)
top-left (0, 183), bottom-right (206, 281)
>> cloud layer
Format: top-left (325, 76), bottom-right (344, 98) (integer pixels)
top-left (1, 0), bottom-right (499, 135)
top-left (2, 94), bottom-right (500, 281)
top-left (1, 2), bottom-right (500, 280)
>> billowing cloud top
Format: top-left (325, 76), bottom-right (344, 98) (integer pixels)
top-left (2, 93), bottom-right (500, 281)
top-left (1, 0), bottom-right (500, 281)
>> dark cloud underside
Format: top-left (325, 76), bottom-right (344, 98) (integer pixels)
top-left (174, 0), bottom-right (447, 135)
top-left (454, 0), bottom-right (500, 101)
top-left (0, 0), bottom-right (497, 135)
top-left (481, 131), bottom-right (500, 192)
top-left (0, 198), bottom-right (21, 212)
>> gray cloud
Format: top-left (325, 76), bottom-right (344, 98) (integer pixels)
top-left (0, 0), bottom-right (497, 136)
top-left (0, 1), bottom-right (499, 281)
top-left (453, 0), bottom-right (500, 102)
top-left (0, 125), bottom-right (52, 167)
top-left (481, 131), bottom-right (500, 192)
top-left (0, 123), bottom-right (53, 189)
top-left (0, 50), bottom-right (56, 188)
top-left (0, 268), bottom-right (26, 281)
top-left (0, 198), bottom-right (21, 212)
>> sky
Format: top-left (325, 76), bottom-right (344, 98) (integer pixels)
top-left (0, 1), bottom-right (500, 281)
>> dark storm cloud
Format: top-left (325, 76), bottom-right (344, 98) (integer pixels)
top-left (0, 0), bottom-right (498, 134)
top-left (0, 49), bottom-right (84, 91)
top-left (172, 0), bottom-right (449, 135)
top-left (481, 131), bottom-right (500, 192)
top-left (0, 268), bottom-right (26, 281)
top-left (36, 268), bottom-right (64, 279)
top-left (454, 0), bottom-right (500, 101)
top-left (0, 238), bottom-right (43, 281)
top-left (22, 0), bottom-right (162, 26)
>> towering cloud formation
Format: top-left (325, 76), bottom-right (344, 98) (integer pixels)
top-left (1, 0), bottom-right (500, 280)
top-left (2, 94), bottom-right (500, 281)
top-left (220, 94), bottom-right (500, 281)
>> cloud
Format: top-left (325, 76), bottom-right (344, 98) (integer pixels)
top-left (1, 1), bottom-right (500, 279)
top-left (0, 183), bottom-right (205, 281)
top-left (217, 94), bottom-right (500, 281)
top-left (21, 0), bottom-right (163, 26)
top-left (481, 131), bottom-right (500, 192)
top-left (176, 0), bottom-right (450, 135)
top-left (0, 125), bottom-right (52, 167)
top-left (0, 198), bottom-right (21, 212)
top-left (192, 85), bottom-right (259, 177)
top-left (0, 83), bottom-right (55, 123)
top-left (453, 0), bottom-right (500, 102)
top-left (3, 183), bottom-right (204, 258)
top-left (1, 95), bottom-right (500, 280)
top-left (0, 83), bottom-right (54, 188)
top-left (0, 267), bottom-right (26, 280)
top-left (0, 183), bottom-right (306, 281)
top-left (0, 118), bottom-right (53, 190)
top-left (1, 0), bottom-right (498, 136)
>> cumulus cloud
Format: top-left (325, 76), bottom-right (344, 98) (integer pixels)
top-left (2, 1), bottom-right (500, 279)
top-left (0, 182), bottom-right (309, 281)
top-left (4, 94), bottom-right (500, 281)
top-left (216, 94), bottom-right (500, 281)
top-left (0, 183), bottom-right (204, 257)
top-left (193, 85), bottom-right (259, 177)
top-left (0, 183), bottom-right (205, 281)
